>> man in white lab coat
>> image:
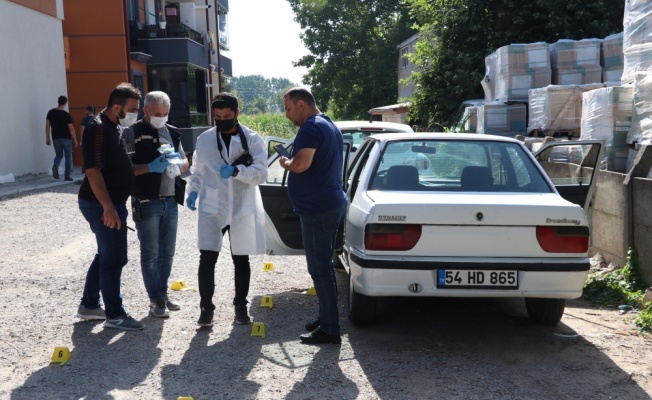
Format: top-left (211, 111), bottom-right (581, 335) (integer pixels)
top-left (186, 93), bottom-right (268, 327)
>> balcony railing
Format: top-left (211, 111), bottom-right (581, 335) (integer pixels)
top-left (138, 23), bottom-right (204, 46)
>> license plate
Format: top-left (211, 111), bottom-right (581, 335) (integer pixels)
top-left (437, 270), bottom-right (518, 289)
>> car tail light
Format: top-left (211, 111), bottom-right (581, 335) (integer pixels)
top-left (536, 226), bottom-right (589, 253)
top-left (365, 224), bottom-right (422, 251)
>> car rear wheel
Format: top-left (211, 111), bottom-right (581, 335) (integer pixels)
top-left (525, 298), bottom-right (566, 325)
top-left (348, 274), bottom-right (376, 325)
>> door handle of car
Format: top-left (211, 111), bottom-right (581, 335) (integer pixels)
top-left (279, 212), bottom-right (300, 221)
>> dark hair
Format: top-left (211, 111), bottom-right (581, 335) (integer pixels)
top-left (85, 105), bottom-right (95, 113)
top-left (211, 92), bottom-right (238, 112)
top-left (284, 87), bottom-right (316, 109)
top-left (57, 96), bottom-right (68, 106)
top-left (106, 82), bottom-right (142, 109)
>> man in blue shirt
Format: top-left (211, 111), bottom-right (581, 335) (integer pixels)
top-left (279, 88), bottom-right (347, 345)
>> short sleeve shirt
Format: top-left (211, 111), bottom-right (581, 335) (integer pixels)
top-left (78, 113), bottom-right (135, 204)
top-left (46, 108), bottom-right (73, 140)
top-left (287, 114), bottom-right (346, 216)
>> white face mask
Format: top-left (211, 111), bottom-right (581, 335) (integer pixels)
top-left (148, 115), bottom-right (168, 129)
top-left (119, 112), bottom-right (138, 127)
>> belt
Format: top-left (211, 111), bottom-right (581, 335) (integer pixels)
top-left (139, 195), bottom-right (174, 204)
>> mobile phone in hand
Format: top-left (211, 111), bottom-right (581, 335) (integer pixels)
top-left (274, 144), bottom-right (291, 158)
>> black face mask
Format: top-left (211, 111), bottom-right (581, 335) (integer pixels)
top-left (215, 118), bottom-right (237, 133)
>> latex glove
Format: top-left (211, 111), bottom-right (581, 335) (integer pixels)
top-left (220, 164), bottom-right (235, 179)
top-left (148, 155), bottom-right (170, 173)
top-left (186, 191), bottom-right (198, 211)
top-left (166, 152), bottom-right (182, 160)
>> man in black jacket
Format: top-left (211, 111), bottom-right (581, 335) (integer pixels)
top-left (122, 91), bottom-right (189, 318)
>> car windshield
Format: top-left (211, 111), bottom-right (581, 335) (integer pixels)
top-left (341, 128), bottom-right (405, 148)
top-left (368, 139), bottom-right (552, 193)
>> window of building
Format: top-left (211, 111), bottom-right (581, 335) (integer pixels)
top-left (147, 65), bottom-right (209, 128)
top-left (401, 46), bottom-right (409, 69)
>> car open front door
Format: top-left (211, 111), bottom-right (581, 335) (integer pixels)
top-left (261, 137), bottom-right (351, 256)
top-left (533, 139), bottom-right (605, 227)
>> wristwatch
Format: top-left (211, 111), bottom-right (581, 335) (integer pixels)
top-left (231, 166), bottom-right (239, 177)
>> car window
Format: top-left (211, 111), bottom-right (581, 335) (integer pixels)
top-left (368, 139), bottom-right (552, 193)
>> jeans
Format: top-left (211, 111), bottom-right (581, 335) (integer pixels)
top-left (198, 226), bottom-right (251, 310)
top-left (299, 202), bottom-right (347, 336)
top-left (78, 198), bottom-right (129, 319)
top-left (135, 197), bottom-right (178, 301)
top-left (53, 138), bottom-right (73, 179)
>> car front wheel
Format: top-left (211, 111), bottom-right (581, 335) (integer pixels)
top-left (525, 298), bottom-right (566, 325)
top-left (348, 274), bottom-right (377, 325)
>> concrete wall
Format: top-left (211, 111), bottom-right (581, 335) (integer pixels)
top-left (591, 145), bottom-right (652, 284)
top-left (0, 0), bottom-right (67, 177)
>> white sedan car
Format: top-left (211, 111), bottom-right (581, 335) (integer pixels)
top-left (262, 133), bottom-right (603, 326)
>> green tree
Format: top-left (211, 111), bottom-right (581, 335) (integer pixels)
top-left (407, 0), bottom-right (625, 127)
top-left (288, 0), bottom-right (415, 119)
top-left (229, 75), bottom-right (295, 113)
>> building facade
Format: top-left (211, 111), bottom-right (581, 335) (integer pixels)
top-left (0, 0), bottom-right (67, 177)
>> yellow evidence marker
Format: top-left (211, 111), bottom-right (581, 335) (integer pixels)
top-left (263, 262), bottom-right (275, 271)
top-left (251, 322), bottom-right (266, 338)
top-left (170, 280), bottom-right (189, 291)
top-left (177, 397), bottom-right (194, 400)
top-left (50, 346), bottom-right (71, 366)
top-left (260, 295), bottom-right (274, 308)
top-left (304, 287), bottom-right (317, 296)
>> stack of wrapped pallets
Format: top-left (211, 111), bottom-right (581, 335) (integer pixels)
top-left (481, 43), bottom-right (551, 101)
top-left (550, 39), bottom-right (602, 85)
top-left (580, 86), bottom-right (634, 172)
top-left (601, 33), bottom-right (624, 83)
top-left (476, 102), bottom-right (527, 137)
top-left (528, 83), bottom-right (604, 136)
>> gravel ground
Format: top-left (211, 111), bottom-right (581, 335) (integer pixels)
top-left (1, 183), bottom-right (652, 400)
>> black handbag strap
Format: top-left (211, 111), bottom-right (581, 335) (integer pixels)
top-left (216, 125), bottom-right (249, 165)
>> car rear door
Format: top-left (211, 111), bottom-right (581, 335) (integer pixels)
top-left (261, 137), bottom-right (351, 255)
top-left (533, 139), bottom-right (605, 223)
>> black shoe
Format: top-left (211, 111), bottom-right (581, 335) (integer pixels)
top-left (52, 167), bottom-right (59, 179)
top-left (197, 308), bottom-right (213, 327)
top-left (64, 176), bottom-right (73, 181)
top-left (300, 328), bottom-right (341, 345)
top-left (234, 305), bottom-right (251, 325)
top-left (305, 318), bottom-right (319, 332)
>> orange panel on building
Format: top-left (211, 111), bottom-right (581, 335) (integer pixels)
top-left (67, 37), bottom-right (128, 73)
top-left (63, 0), bottom-right (126, 36)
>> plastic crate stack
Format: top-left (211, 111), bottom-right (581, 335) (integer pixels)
top-left (481, 43), bottom-right (551, 102)
top-left (580, 86), bottom-right (634, 172)
top-left (550, 39), bottom-right (602, 85)
top-left (528, 83), bottom-right (604, 136)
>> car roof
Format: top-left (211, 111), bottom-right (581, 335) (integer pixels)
top-left (367, 132), bottom-right (522, 143)
top-left (335, 120), bottom-right (414, 132)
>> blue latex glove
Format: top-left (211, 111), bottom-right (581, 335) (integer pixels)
top-left (148, 155), bottom-right (170, 173)
top-left (220, 164), bottom-right (235, 179)
top-left (186, 191), bottom-right (197, 211)
top-left (166, 152), bottom-right (182, 160)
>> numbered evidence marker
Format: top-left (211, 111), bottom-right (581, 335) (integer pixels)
top-left (170, 280), bottom-right (189, 291)
top-left (50, 346), bottom-right (71, 366)
top-left (260, 295), bottom-right (274, 308)
top-left (262, 262), bottom-right (275, 272)
top-left (304, 286), bottom-right (317, 296)
top-left (251, 322), bottom-right (266, 338)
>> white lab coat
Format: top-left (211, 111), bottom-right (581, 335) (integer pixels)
top-left (187, 125), bottom-right (268, 254)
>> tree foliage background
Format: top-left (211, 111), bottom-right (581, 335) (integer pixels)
top-left (287, 0), bottom-right (415, 120)
top-left (228, 75), bottom-right (296, 115)
top-left (406, 0), bottom-right (626, 127)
